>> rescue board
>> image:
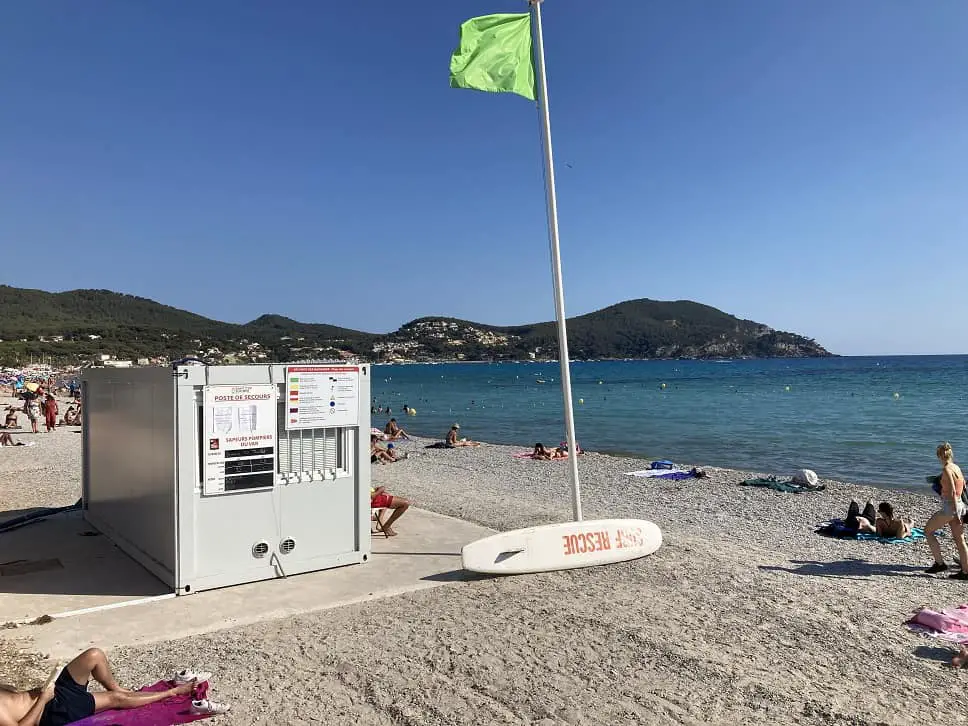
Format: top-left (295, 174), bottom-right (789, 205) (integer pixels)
top-left (461, 518), bottom-right (662, 575)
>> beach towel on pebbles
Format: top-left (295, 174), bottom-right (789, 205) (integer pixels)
top-left (72, 680), bottom-right (213, 725)
top-left (740, 476), bottom-right (825, 493)
top-left (815, 519), bottom-right (926, 544)
top-left (514, 452), bottom-right (568, 460)
top-left (906, 605), bottom-right (968, 644)
top-left (625, 469), bottom-right (696, 480)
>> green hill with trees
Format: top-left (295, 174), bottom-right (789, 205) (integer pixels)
top-left (0, 285), bottom-right (832, 365)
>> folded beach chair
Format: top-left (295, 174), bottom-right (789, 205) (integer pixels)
top-left (371, 507), bottom-right (389, 538)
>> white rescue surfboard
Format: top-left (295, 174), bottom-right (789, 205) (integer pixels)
top-left (462, 518), bottom-right (662, 575)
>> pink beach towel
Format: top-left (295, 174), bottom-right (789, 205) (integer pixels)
top-left (71, 680), bottom-right (214, 726)
top-left (905, 605), bottom-right (968, 644)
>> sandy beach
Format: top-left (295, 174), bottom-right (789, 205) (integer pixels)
top-left (2, 403), bottom-right (967, 725)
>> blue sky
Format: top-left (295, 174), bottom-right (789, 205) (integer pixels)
top-left (2, 1), bottom-right (965, 355)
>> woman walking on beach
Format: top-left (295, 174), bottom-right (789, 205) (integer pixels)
top-left (924, 442), bottom-right (968, 578)
top-left (25, 394), bottom-right (41, 434)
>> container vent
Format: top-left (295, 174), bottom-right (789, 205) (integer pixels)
top-left (276, 400), bottom-right (346, 474)
top-left (280, 538), bottom-right (296, 555)
top-left (251, 541), bottom-right (270, 559)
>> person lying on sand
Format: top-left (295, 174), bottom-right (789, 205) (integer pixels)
top-left (532, 443), bottom-right (566, 460)
top-left (844, 499), bottom-right (913, 538)
top-left (383, 418), bottom-right (409, 440)
top-left (532, 443), bottom-right (553, 460)
top-left (446, 424), bottom-right (481, 447)
top-left (0, 648), bottom-right (228, 726)
top-left (371, 486), bottom-right (410, 536)
top-left (0, 432), bottom-right (29, 447)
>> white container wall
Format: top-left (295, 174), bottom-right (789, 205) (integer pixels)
top-left (82, 363), bottom-right (371, 594)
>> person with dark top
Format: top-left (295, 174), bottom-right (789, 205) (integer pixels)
top-left (844, 500), bottom-right (912, 538)
top-left (844, 499), bottom-right (877, 532)
top-left (532, 443), bottom-right (553, 460)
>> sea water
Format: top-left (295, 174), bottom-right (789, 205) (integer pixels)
top-left (370, 356), bottom-right (968, 490)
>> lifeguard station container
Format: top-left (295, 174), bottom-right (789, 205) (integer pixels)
top-left (81, 362), bottom-right (371, 594)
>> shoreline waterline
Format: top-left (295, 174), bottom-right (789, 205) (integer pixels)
top-left (370, 356), bottom-right (968, 491)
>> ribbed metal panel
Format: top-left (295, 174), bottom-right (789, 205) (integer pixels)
top-left (276, 401), bottom-right (342, 473)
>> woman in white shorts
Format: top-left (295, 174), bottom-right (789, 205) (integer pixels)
top-left (924, 442), bottom-right (968, 578)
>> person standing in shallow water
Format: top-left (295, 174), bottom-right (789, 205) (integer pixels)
top-left (924, 442), bottom-right (968, 578)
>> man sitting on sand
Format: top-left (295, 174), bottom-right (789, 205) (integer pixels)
top-left (371, 486), bottom-right (410, 536)
top-left (60, 405), bottom-right (80, 426)
top-left (446, 424), bottom-right (481, 447)
top-left (384, 418), bottom-right (409, 440)
top-left (0, 647), bottom-right (228, 726)
top-left (2, 407), bottom-right (18, 428)
top-left (844, 499), bottom-right (913, 538)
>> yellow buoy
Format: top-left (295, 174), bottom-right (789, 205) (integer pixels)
top-left (598, 380), bottom-right (603, 385)
top-left (785, 386), bottom-right (791, 392)
top-left (893, 392), bottom-right (900, 399)
top-left (661, 383), bottom-right (667, 389)
top-left (578, 398), bottom-right (584, 404)
top-left (408, 408), bottom-right (417, 415)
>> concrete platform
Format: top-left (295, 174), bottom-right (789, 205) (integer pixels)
top-left (0, 510), bottom-right (170, 623)
top-left (1, 508), bottom-right (494, 660)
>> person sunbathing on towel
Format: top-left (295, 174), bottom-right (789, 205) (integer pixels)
top-left (0, 432), bottom-right (27, 446)
top-left (371, 486), bottom-right (410, 536)
top-left (532, 443), bottom-right (566, 460)
top-left (371, 434), bottom-right (397, 464)
top-left (532, 443), bottom-right (553, 460)
top-left (844, 499), bottom-right (912, 538)
top-left (446, 424), bottom-right (481, 447)
top-left (0, 648), bottom-right (228, 726)
top-left (383, 418), bottom-right (409, 440)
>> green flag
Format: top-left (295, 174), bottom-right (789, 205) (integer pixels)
top-left (449, 13), bottom-right (536, 101)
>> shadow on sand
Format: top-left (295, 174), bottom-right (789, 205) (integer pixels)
top-left (913, 644), bottom-right (958, 664)
top-left (421, 569), bottom-right (496, 583)
top-left (759, 558), bottom-right (928, 581)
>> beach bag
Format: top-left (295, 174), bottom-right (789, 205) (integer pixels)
top-left (926, 473), bottom-right (964, 504)
top-left (650, 460), bottom-right (675, 470)
top-left (792, 469), bottom-right (819, 487)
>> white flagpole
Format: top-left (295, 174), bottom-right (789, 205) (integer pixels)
top-left (530, 0), bottom-right (583, 522)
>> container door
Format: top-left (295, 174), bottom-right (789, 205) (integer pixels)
top-left (274, 403), bottom-right (360, 573)
top-left (188, 378), bottom-right (283, 592)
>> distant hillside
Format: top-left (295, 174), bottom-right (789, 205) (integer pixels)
top-left (0, 285), bottom-right (832, 365)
